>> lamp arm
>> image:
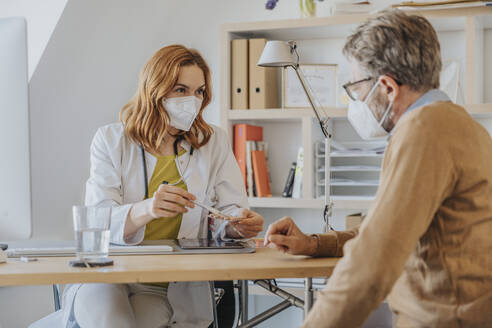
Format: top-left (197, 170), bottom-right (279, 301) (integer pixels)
top-left (292, 65), bottom-right (334, 232)
top-left (293, 66), bottom-right (329, 138)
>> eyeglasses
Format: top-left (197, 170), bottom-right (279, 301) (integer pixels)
top-left (343, 76), bottom-right (403, 101)
top-left (342, 77), bottom-right (375, 101)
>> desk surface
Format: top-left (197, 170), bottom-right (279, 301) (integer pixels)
top-left (0, 248), bottom-right (338, 286)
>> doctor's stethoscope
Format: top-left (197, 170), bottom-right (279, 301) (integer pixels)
top-left (140, 136), bottom-right (194, 199)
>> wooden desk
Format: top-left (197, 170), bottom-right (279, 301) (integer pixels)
top-left (0, 247), bottom-right (338, 286)
top-left (0, 247), bottom-right (338, 327)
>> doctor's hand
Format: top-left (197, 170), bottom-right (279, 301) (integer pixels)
top-left (146, 184), bottom-right (196, 219)
top-left (226, 209), bottom-right (264, 239)
top-left (125, 185), bottom-right (196, 239)
top-left (264, 217), bottom-right (318, 256)
top-left (136, 184), bottom-right (196, 220)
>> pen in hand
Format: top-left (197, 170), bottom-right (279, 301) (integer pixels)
top-left (161, 181), bottom-right (241, 221)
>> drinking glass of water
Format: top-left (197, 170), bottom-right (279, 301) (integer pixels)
top-left (72, 206), bottom-right (111, 262)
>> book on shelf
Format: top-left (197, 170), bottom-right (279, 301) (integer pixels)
top-left (245, 140), bottom-right (271, 197)
top-left (292, 147), bottom-right (304, 199)
top-left (282, 162), bottom-right (297, 198)
top-left (251, 150), bottom-right (272, 197)
top-left (233, 124), bottom-right (263, 192)
top-left (246, 141), bottom-right (255, 197)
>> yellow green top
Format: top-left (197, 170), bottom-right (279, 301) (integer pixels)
top-left (144, 149), bottom-right (187, 241)
top-left (144, 149), bottom-right (186, 288)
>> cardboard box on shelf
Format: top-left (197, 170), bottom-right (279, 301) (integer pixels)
top-left (346, 212), bottom-right (365, 230)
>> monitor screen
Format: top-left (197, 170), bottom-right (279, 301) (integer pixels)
top-left (0, 17), bottom-right (31, 240)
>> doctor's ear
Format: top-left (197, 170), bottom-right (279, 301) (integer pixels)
top-left (379, 75), bottom-right (400, 103)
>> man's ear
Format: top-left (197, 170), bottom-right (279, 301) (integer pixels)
top-left (379, 75), bottom-right (399, 103)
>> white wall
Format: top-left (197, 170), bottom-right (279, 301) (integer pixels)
top-left (0, 0), bottom-right (68, 78)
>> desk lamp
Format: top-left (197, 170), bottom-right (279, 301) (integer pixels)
top-left (257, 40), bottom-right (334, 231)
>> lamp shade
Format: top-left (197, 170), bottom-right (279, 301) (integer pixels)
top-left (257, 40), bottom-right (297, 67)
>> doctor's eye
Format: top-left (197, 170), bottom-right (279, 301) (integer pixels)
top-left (196, 88), bottom-right (205, 96)
top-left (175, 87), bottom-right (186, 93)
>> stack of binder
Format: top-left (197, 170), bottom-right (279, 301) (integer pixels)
top-left (231, 38), bottom-right (279, 110)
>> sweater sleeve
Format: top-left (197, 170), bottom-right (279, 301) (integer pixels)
top-left (313, 228), bottom-right (359, 257)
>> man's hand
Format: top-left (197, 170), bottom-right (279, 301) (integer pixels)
top-left (264, 217), bottom-right (318, 256)
top-left (227, 209), bottom-right (264, 238)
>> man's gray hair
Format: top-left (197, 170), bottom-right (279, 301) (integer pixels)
top-left (343, 10), bottom-right (442, 91)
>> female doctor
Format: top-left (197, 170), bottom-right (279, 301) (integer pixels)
top-left (60, 45), bottom-right (263, 328)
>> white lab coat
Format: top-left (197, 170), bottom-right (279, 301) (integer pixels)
top-left (33, 123), bottom-right (248, 328)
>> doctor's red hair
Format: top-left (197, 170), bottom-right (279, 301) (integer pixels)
top-left (120, 45), bottom-right (213, 154)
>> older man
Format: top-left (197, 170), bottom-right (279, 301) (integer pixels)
top-left (264, 10), bottom-right (492, 328)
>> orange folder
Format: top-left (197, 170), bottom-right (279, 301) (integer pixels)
top-left (251, 150), bottom-right (272, 197)
top-left (234, 124), bottom-right (263, 189)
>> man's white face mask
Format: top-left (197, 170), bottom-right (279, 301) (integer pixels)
top-left (347, 79), bottom-right (393, 140)
top-left (163, 96), bottom-right (202, 131)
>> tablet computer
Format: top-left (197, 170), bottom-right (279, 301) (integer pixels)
top-left (176, 239), bottom-right (245, 250)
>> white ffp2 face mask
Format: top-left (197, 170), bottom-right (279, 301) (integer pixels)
top-left (347, 80), bottom-right (393, 140)
top-left (163, 96), bottom-right (202, 131)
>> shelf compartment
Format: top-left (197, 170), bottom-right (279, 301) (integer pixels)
top-left (331, 195), bottom-right (375, 209)
top-left (248, 195), bottom-right (374, 209)
top-left (324, 166), bottom-right (381, 172)
top-left (223, 8), bottom-right (492, 41)
top-left (248, 197), bottom-right (323, 209)
top-left (316, 178), bottom-right (379, 187)
top-left (228, 104), bottom-right (492, 121)
top-left (327, 181), bottom-right (379, 187)
top-left (330, 151), bottom-right (384, 158)
top-left (228, 107), bottom-right (347, 120)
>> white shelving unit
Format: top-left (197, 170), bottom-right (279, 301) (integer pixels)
top-left (220, 7), bottom-right (492, 211)
top-left (314, 134), bottom-right (385, 199)
top-left (247, 195), bottom-right (374, 210)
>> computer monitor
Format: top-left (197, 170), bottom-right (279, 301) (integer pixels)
top-left (0, 17), bottom-right (32, 241)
